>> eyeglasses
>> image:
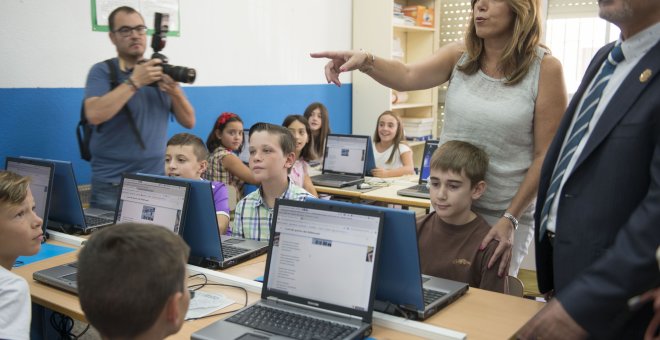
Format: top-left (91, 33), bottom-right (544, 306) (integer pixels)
top-left (113, 25), bottom-right (147, 37)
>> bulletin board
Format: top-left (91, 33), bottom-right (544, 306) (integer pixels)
top-left (91, 0), bottom-right (180, 36)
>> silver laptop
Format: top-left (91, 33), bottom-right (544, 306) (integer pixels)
top-left (192, 198), bottom-right (385, 340)
top-left (138, 173), bottom-right (268, 269)
top-left (32, 174), bottom-right (191, 294)
top-left (311, 134), bottom-right (370, 188)
top-left (19, 157), bottom-right (115, 234)
top-left (397, 140), bottom-right (439, 199)
top-left (5, 157), bottom-right (55, 239)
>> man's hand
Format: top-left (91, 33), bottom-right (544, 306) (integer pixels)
top-left (158, 74), bottom-right (181, 95)
top-left (638, 287), bottom-right (660, 340)
top-left (131, 58), bottom-right (163, 88)
top-left (310, 50), bottom-right (370, 87)
top-left (516, 298), bottom-right (588, 339)
top-left (480, 217), bottom-right (514, 276)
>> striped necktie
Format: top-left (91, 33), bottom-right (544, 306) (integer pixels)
top-left (538, 42), bottom-right (625, 241)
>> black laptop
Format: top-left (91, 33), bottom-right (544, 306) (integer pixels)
top-left (5, 157), bottom-right (55, 239)
top-left (397, 140), bottom-right (439, 199)
top-left (32, 174), bottom-right (191, 294)
top-left (192, 198), bottom-right (385, 340)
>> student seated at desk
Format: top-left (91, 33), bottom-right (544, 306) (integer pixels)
top-left (0, 171), bottom-right (44, 340)
top-left (370, 111), bottom-right (415, 178)
top-left (231, 123), bottom-right (314, 241)
top-left (417, 141), bottom-right (508, 293)
top-left (78, 223), bottom-right (191, 340)
top-left (166, 133), bottom-right (231, 234)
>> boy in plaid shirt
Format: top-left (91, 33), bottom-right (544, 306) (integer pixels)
top-left (231, 123), bottom-right (313, 241)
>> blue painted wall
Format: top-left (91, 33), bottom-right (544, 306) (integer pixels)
top-left (1, 84), bottom-right (351, 184)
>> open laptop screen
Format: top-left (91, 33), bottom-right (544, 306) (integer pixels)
top-left (322, 134), bottom-right (368, 175)
top-left (266, 200), bottom-right (382, 314)
top-left (115, 175), bottom-right (189, 235)
top-left (419, 140), bottom-right (440, 183)
top-left (5, 157), bottom-right (54, 223)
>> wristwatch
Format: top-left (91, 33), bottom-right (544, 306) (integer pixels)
top-left (503, 212), bottom-right (519, 230)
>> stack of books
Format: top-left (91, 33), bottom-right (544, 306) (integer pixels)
top-left (402, 117), bottom-right (434, 141)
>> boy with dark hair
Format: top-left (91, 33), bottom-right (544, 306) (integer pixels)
top-left (417, 140), bottom-right (508, 293)
top-left (166, 132), bottom-right (231, 234)
top-left (231, 123), bottom-right (314, 241)
top-left (78, 223), bottom-right (191, 339)
top-left (0, 171), bottom-right (44, 339)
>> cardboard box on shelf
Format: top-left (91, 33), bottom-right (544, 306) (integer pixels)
top-left (403, 5), bottom-right (434, 27)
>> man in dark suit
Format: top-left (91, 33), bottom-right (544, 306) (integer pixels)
top-left (518, 0), bottom-right (660, 339)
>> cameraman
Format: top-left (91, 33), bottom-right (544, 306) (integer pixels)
top-left (84, 6), bottom-right (195, 210)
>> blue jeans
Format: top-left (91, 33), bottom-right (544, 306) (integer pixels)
top-left (90, 179), bottom-right (120, 211)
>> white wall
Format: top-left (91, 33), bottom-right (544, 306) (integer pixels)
top-left (0, 0), bottom-right (353, 88)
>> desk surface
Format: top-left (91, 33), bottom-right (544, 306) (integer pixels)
top-left (15, 243), bottom-right (429, 339)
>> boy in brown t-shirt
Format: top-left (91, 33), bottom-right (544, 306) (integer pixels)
top-left (417, 140), bottom-right (508, 293)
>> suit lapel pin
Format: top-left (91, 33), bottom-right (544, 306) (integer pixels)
top-left (640, 69), bottom-right (652, 83)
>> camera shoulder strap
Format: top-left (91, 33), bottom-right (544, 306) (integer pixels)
top-left (108, 59), bottom-right (146, 150)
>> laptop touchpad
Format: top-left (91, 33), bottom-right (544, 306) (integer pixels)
top-left (236, 334), bottom-right (269, 340)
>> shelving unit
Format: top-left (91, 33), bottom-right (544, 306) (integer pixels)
top-left (352, 0), bottom-right (440, 168)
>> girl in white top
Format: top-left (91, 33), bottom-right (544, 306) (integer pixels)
top-left (371, 111), bottom-right (415, 178)
top-left (282, 115), bottom-right (318, 197)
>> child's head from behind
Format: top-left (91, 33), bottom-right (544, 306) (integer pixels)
top-left (282, 115), bottom-right (316, 161)
top-left (0, 171), bottom-right (43, 266)
top-left (374, 111), bottom-right (405, 163)
top-left (248, 122), bottom-right (296, 182)
top-left (166, 133), bottom-right (209, 179)
top-left (303, 102), bottom-right (329, 134)
top-left (206, 112), bottom-right (244, 153)
top-left (78, 223), bottom-right (191, 339)
top-left (428, 141), bottom-right (488, 224)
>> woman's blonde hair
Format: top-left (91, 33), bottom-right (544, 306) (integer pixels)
top-left (373, 111), bottom-right (406, 164)
top-left (458, 0), bottom-right (543, 85)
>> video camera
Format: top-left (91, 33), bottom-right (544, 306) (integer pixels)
top-left (149, 12), bottom-right (196, 84)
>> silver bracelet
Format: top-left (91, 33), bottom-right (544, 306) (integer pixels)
top-left (503, 212), bottom-right (519, 230)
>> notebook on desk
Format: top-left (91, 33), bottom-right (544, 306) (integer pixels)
top-left (19, 157), bottom-right (115, 234)
top-left (32, 174), bottom-right (191, 294)
top-left (5, 157), bottom-right (55, 238)
top-left (192, 198), bottom-right (384, 340)
top-left (397, 140), bottom-right (439, 199)
top-left (311, 134), bottom-right (371, 188)
top-left (138, 173), bottom-right (268, 269)
top-left (307, 198), bottom-right (469, 320)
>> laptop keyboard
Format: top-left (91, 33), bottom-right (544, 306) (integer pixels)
top-left (227, 305), bottom-right (357, 340)
top-left (316, 174), bottom-right (359, 182)
top-left (222, 244), bottom-right (248, 258)
top-left (410, 184), bottom-right (429, 193)
top-left (423, 288), bottom-right (446, 306)
top-left (85, 215), bottom-right (113, 227)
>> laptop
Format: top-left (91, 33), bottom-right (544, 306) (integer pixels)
top-left (4, 157), bottom-right (55, 238)
top-left (19, 157), bottom-right (115, 234)
top-left (311, 134), bottom-right (371, 188)
top-left (138, 173), bottom-right (268, 269)
top-left (397, 140), bottom-right (439, 199)
top-left (32, 173), bottom-right (191, 294)
top-left (307, 198), bottom-right (469, 320)
top-left (192, 198), bottom-right (385, 340)
top-left (237, 128), bottom-right (250, 164)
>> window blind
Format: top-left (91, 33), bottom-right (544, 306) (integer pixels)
top-left (547, 0), bottom-right (598, 19)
